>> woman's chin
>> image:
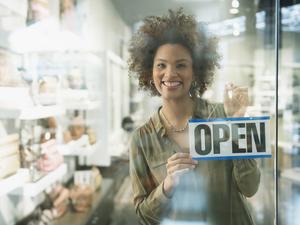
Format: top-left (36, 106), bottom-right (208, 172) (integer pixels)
top-left (161, 92), bottom-right (189, 101)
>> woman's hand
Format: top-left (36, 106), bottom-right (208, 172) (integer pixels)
top-left (224, 83), bottom-right (249, 117)
top-left (163, 153), bottom-right (198, 197)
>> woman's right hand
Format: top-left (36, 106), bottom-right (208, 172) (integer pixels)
top-left (163, 152), bottom-right (198, 197)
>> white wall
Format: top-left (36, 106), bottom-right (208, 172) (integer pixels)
top-left (83, 0), bottom-right (131, 55)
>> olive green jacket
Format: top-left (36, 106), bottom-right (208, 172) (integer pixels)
top-left (129, 99), bottom-right (260, 225)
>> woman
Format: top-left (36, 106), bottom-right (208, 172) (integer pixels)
top-left (128, 9), bottom-right (260, 225)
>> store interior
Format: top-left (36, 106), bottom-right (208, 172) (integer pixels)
top-left (0, 0), bottom-right (300, 225)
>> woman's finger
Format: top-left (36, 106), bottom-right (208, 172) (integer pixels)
top-left (168, 152), bottom-right (191, 162)
top-left (168, 163), bottom-right (196, 175)
top-left (167, 158), bottom-right (198, 168)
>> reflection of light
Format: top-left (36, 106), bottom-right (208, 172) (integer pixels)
top-left (231, 0), bottom-right (240, 8)
top-left (208, 16), bottom-right (245, 36)
top-left (281, 4), bottom-right (300, 32)
top-left (230, 8), bottom-right (239, 14)
top-left (233, 29), bottom-right (240, 36)
top-left (233, 23), bottom-right (240, 36)
top-left (256, 11), bottom-right (266, 29)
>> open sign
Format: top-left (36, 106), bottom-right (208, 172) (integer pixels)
top-left (189, 117), bottom-right (271, 160)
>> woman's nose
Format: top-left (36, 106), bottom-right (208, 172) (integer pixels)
top-left (165, 66), bottom-right (177, 78)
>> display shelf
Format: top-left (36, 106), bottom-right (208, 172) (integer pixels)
top-left (61, 89), bottom-right (100, 110)
top-left (57, 141), bottom-right (98, 156)
top-left (0, 0), bottom-right (27, 18)
top-left (53, 178), bottom-right (114, 225)
top-left (64, 101), bottom-right (101, 110)
top-left (0, 105), bottom-right (65, 120)
top-left (0, 0), bottom-right (26, 49)
top-left (0, 169), bottom-right (27, 196)
top-left (11, 163), bottom-right (67, 197)
top-left (280, 167), bottom-right (300, 184)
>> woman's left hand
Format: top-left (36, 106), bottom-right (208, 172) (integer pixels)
top-left (224, 83), bottom-right (249, 117)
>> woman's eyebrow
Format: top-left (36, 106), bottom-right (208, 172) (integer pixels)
top-left (155, 58), bottom-right (190, 62)
top-left (155, 58), bottom-right (167, 62)
top-left (176, 58), bottom-right (190, 62)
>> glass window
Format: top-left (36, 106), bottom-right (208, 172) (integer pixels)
top-left (279, 2), bottom-right (300, 225)
top-left (1, 0), bottom-right (293, 225)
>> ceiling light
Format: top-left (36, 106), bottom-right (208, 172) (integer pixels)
top-left (233, 29), bottom-right (240, 36)
top-left (231, 0), bottom-right (240, 8)
top-left (229, 8), bottom-right (239, 14)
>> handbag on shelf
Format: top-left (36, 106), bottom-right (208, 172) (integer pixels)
top-left (45, 184), bottom-right (70, 219)
top-left (0, 133), bottom-right (20, 179)
top-left (37, 139), bottom-right (63, 172)
top-left (69, 167), bottom-right (103, 213)
top-left (69, 184), bottom-right (93, 212)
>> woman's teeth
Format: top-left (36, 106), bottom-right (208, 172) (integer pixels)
top-left (162, 81), bottom-right (181, 87)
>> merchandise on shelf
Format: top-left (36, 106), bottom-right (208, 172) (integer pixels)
top-left (43, 184), bottom-right (70, 219)
top-left (68, 167), bottom-right (103, 212)
top-left (37, 75), bottom-right (60, 106)
top-left (26, 0), bottom-right (50, 26)
top-left (69, 185), bottom-right (93, 212)
top-left (64, 115), bottom-right (97, 145)
top-left (0, 133), bottom-right (20, 179)
top-left (37, 139), bottom-right (64, 172)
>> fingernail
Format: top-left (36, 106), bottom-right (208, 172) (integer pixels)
top-left (193, 160), bottom-right (198, 164)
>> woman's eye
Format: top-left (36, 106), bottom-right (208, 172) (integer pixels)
top-left (157, 63), bottom-right (165, 69)
top-left (177, 63), bottom-right (186, 69)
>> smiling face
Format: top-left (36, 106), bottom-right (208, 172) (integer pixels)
top-left (152, 44), bottom-right (194, 101)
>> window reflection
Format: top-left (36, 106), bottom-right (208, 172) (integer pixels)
top-left (4, 0), bottom-right (300, 225)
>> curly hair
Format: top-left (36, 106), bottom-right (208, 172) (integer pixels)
top-left (128, 8), bottom-right (221, 97)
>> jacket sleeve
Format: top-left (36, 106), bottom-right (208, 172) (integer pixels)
top-left (129, 132), bottom-right (171, 225)
top-left (232, 159), bottom-right (261, 197)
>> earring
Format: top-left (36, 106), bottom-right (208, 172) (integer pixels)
top-left (189, 81), bottom-right (197, 98)
top-left (150, 80), bottom-right (154, 86)
top-left (200, 82), bottom-right (208, 93)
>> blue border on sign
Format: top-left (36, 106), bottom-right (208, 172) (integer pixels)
top-left (192, 154), bottom-right (272, 160)
top-left (189, 116), bottom-right (271, 123)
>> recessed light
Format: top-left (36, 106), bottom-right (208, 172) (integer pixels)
top-left (231, 0), bottom-right (240, 8)
top-left (230, 8), bottom-right (239, 14)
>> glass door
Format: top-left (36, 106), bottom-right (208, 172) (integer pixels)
top-left (126, 0), bottom-right (278, 225)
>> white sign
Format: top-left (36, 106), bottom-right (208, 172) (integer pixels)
top-left (189, 116), bottom-right (271, 160)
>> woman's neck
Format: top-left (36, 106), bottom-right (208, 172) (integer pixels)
top-left (161, 97), bottom-right (194, 127)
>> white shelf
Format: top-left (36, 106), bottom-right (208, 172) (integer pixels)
top-left (57, 142), bottom-right (98, 156)
top-left (0, 169), bottom-right (27, 196)
top-left (61, 89), bottom-right (100, 110)
top-left (64, 101), bottom-right (101, 110)
top-left (0, 105), bottom-right (65, 120)
top-left (0, 0), bottom-right (27, 17)
top-left (11, 163), bottom-right (67, 197)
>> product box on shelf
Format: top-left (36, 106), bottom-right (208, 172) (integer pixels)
top-left (0, 133), bottom-right (20, 179)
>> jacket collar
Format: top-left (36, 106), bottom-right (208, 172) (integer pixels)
top-left (151, 106), bottom-right (166, 138)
